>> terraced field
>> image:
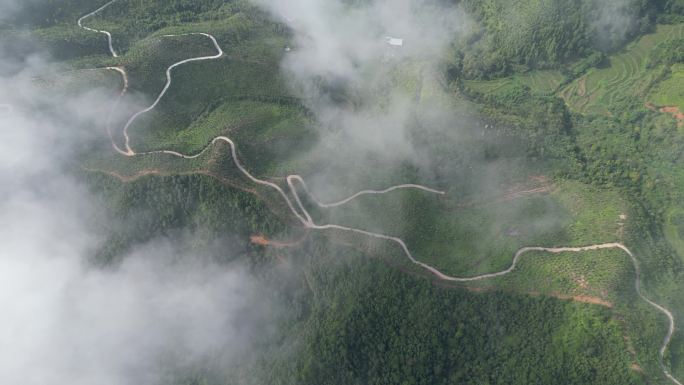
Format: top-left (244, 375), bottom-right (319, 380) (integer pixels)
top-left (560, 24), bottom-right (684, 115)
top-left (521, 70), bottom-right (566, 94)
top-left (464, 70), bottom-right (565, 96)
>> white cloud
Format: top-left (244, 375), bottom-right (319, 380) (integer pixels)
top-left (0, 35), bottom-right (267, 385)
top-left (251, 0), bottom-right (471, 195)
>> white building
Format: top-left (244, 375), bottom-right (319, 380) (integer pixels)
top-left (385, 37), bottom-right (404, 47)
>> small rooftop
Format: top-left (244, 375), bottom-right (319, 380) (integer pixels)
top-left (385, 37), bottom-right (404, 47)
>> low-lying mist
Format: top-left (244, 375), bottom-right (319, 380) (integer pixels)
top-left (252, 0), bottom-right (474, 198)
top-left (0, 42), bottom-right (277, 385)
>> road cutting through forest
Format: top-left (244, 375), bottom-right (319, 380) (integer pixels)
top-left (79, 3), bottom-right (681, 384)
top-left (77, 0), bottom-right (119, 58)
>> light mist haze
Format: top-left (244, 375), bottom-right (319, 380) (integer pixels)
top-left (591, 0), bottom-right (641, 49)
top-left (0, 0), bottom-right (651, 383)
top-left (252, 0), bottom-right (473, 197)
top-left (0, 36), bottom-right (271, 385)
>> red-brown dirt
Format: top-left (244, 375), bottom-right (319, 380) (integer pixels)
top-left (646, 102), bottom-right (684, 127)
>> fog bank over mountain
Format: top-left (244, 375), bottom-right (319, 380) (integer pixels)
top-left (252, 0), bottom-right (473, 196)
top-left (0, 35), bottom-right (271, 385)
top-left (591, 0), bottom-right (640, 49)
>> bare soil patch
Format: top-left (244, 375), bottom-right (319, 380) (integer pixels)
top-left (646, 102), bottom-right (684, 127)
top-left (250, 232), bottom-right (309, 248)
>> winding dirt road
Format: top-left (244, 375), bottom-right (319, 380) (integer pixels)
top-left (104, 66), bottom-right (129, 155)
top-left (77, 0), bottom-right (119, 58)
top-left (120, 32), bottom-right (224, 155)
top-left (79, 3), bottom-right (682, 383)
top-left (286, 175), bottom-right (446, 208)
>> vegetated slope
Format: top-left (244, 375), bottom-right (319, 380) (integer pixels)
top-left (560, 24), bottom-right (684, 116)
top-left (42, 1), bottom-right (684, 384)
top-left (1, 0), bottom-right (252, 55)
top-left (279, 254), bottom-right (641, 385)
top-left (86, 172), bottom-right (289, 266)
top-left (325, 179), bottom-right (627, 278)
top-left (648, 63), bottom-right (684, 115)
top-left (80, 7), bottom-right (298, 156)
top-left (464, 70), bottom-right (566, 97)
top-left (457, 0), bottom-right (657, 78)
top-left (454, 11), bottom-right (684, 379)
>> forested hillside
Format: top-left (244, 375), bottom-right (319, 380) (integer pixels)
top-left (456, 0), bottom-right (684, 78)
top-left (6, 0), bottom-right (684, 384)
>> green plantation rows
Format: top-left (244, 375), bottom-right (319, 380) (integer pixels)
top-left (463, 70), bottom-right (565, 97)
top-left (96, 16), bottom-right (295, 156)
top-left (463, 24), bottom-right (684, 115)
top-left (322, 179), bottom-right (626, 279)
top-left (560, 24), bottom-right (684, 115)
top-left (11, 0), bottom-right (297, 162)
top-left (85, 172), bottom-right (289, 266)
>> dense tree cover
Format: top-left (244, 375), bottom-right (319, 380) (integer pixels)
top-left (648, 37), bottom-right (684, 67)
top-left (453, 0), bottom-right (660, 78)
top-left (266, 256), bottom-right (641, 385)
top-left (94, 0), bottom-right (272, 52)
top-left (572, 105), bottom-right (684, 275)
top-left (2, 0), bottom-right (96, 28)
top-left (658, 0), bottom-right (684, 22)
top-left (2, 0), bottom-right (239, 28)
top-left (85, 173), bottom-right (287, 265)
top-left (0, 0), bottom-right (271, 61)
top-left (458, 82), bottom-right (576, 164)
top-left (672, 212), bottom-right (684, 239)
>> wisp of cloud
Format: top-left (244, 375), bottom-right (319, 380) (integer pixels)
top-left (0, 33), bottom-right (270, 385)
top-left (252, 0), bottom-right (472, 197)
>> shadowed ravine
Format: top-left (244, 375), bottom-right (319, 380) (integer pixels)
top-left (79, 2), bottom-right (681, 383)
